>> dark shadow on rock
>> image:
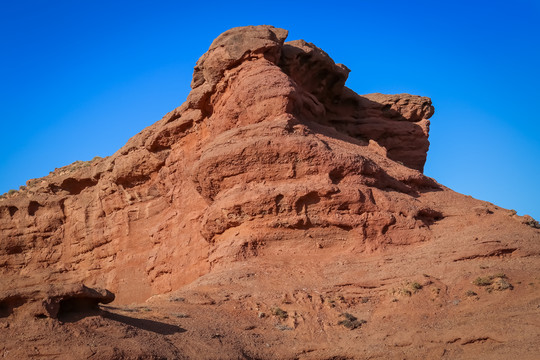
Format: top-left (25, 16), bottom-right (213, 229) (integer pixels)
top-left (416, 182), bottom-right (445, 194)
top-left (57, 307), bottom-right (102, 323)
top-left (0, 295), bottom-right (26, 318)
top-left (415, 208), bottom-right (445, 226)
top-left (287, 80), bottom-right (434, 173)
top-left (102, 311), bottom-right (186, 335)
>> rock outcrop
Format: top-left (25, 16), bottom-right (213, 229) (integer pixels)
top-left (0, 25), bottom-right (437, 304)
top-left (1, 26), bottom-right (538, 359)
top-left (0, 283), bottom-right (114, 319)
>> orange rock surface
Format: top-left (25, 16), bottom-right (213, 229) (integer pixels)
top-left (1, 25), bottom-right (539, 359)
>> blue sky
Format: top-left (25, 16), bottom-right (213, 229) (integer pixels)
top-left (1, 1), bottom-right (538, 220)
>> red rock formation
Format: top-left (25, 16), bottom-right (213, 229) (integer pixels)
top-left (0, 25), bottom-right (538, 359)
top-left (0, 25), bottom-right (436, 303)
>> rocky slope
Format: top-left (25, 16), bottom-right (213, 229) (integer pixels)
top-left (1, 25), bottom-right (539, 359)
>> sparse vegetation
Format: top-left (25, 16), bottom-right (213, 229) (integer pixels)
top-left (275, 324), bottom-right (293, 331)
top-left (400, 288), bottom-right (412, 297)
top-left (473, 277), bottom-right (493, 286)
top-left (465, 290), bottom-right (477, 297)
top-left (473, 273), bottom-right (513, 291)
top-left (526, 217), bottom-right (540, 229)
top-left (271, 307), bottom-right (288, 319)
top-left (172, 313), bottom-right (190, 318)
top-left (492, 277), bottom-right (513, 291)
top-left (66, 160), bottom-right (92, 172)
top-left (7, 189), bottom-right (17, 196)
top-left (411, 282), bottom-right (423, 291)
top-left (338, 313), bottom-right (366, 330)
top-left (394, 281), bottom-right (424, 297)
top-left (26, 179), bottom-right (40, 188)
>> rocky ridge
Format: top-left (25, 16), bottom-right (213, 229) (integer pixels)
top-left (1, 26), bottom-right (539, 359)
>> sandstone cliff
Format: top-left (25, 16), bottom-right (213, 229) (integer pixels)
top-left (1, 26), bottom-right (538, 360)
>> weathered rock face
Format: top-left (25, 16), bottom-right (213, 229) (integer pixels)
top-left (0, 25), bottom-right (437, 304)
top-left (1, 26), bottom-right (539, 359)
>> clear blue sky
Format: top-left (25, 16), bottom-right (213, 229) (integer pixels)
top-left (1, 1), bottom-right (539, 220)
